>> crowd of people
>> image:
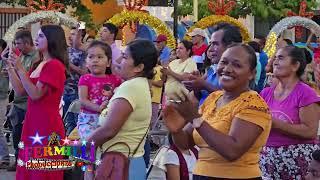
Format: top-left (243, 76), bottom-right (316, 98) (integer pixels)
top-left (0, 21), bottom-right (319, 180)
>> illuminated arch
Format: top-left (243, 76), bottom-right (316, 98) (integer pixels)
top-left (108, 10), bottom-right (176, 49)
top-left (4, 11), bottom-right (77, 42)
top-left (264, 16), bottom-right (320, 58)
top-left (185, 15), bottom-right (251, 42)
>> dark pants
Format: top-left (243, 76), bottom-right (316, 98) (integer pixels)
top-left (193, 175), bottom-right (262, 180)
top-left (63, 93), bottom-right (78, 136)
top-left (143, 136), bottom-right (151, 168)
top-left (8, 105), bottom-right (26, 160)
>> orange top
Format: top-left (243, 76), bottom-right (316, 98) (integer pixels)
top-left (193, 90), bottom-right (271, 179)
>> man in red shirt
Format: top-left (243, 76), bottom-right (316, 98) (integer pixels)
top-left (188, 28), bottom-right (208, 71)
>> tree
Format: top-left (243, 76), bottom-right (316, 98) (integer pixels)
top-left (177, 0), bottom-right (317, 20)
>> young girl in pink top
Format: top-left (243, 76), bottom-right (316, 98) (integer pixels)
top-left (78, 41), bottom-right (121, 140)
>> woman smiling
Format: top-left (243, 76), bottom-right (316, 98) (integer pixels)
top-left (163, 43), bottom-right (272, 180)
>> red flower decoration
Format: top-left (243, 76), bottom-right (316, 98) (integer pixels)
top-left (122, 0), bottom-right (149, 33)
top-left (123, 0), bottom-right (148, 11)
top-left (27, 0), bottom-right (65, 12)
top-left (208, 0), bottom-right (236, 15)
top-left (287, 0), bottom-right (314, 39)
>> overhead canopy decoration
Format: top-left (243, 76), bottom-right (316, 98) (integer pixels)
top-left (185, 0), bottom-right (251, 42)
top-left (264, 0), bottom-right (318, 58)
top-left (3, 0), bottom-right (77, 42)
top-left (107, 0), bottom-right (176, 48)
top-left (264, 16), bottom-right (320, 58)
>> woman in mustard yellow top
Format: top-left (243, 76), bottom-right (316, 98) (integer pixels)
top-left (163, 43), bottom-right (272, 180)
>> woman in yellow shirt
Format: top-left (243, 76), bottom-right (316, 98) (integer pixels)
top-left (87, 39), bottom-right (158, 180)
top-left (161, 40), bottom-right (197, 101)
top-left (164, 43), bottom-right (272, 179)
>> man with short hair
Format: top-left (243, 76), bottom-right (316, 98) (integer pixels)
top-left (183, 23), bottom-right (242, 104)
top-left (99, 23), bottom-right (121, 74)
top-left (154, 34), bottom-right (171, 65)
top-left (63, 27), bottom-right (87, 135)
top-left (7, 30), bottom-right (39, 171)
top-left (188, 28), bottom-right (208, 71)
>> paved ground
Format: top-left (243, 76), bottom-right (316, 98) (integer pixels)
top-left (0, 141), bottom-right (15, 180)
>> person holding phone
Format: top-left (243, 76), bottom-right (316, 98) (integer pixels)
top-left (2, 30), bottom-right (39, 171)
top-left (7, 25), bottom-right (67, 180)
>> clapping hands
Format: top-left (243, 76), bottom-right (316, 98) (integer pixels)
top-left (182, 71), bottom-right (205, 92)
top-left (163, 90), bottom-right (201, 133)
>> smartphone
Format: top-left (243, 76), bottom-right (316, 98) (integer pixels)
top-left (79, 22), bottom-right (86, 30)
top-left (14, 48), bottom-right (21, 56)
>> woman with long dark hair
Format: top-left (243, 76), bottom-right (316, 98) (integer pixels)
top-left (7, 25), bottom-right (67, 180)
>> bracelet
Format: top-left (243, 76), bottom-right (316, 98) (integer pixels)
top-left (191, 117), bottom-right (204, 129)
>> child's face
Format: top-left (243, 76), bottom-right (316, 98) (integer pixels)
top-left (86, 46), bottom-right (110, 75)
top-left (306, 159), bottom-right (320, 180)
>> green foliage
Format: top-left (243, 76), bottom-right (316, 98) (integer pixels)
top-left (177, 0), bottom-right (318, 20)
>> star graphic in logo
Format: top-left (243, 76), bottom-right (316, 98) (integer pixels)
top-left (82, 140), bottom-right (87, 146)
top-left (73, 140), bottom-right (79, 145)
top-left (29, 132), bottom-right (46, 145)
top-left (62, 137), bottom-right (70, 145)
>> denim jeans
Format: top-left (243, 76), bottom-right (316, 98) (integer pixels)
top-left (129, 156), bottom-right (146, 180)
top-left (8, 105), bottom-right (26, 160)
top-left (143, 136), bottom-right (151, 168)
top-left (0, 98), bottom-right (9, 161)
top-left (63, 93), bottom-right (78, 135)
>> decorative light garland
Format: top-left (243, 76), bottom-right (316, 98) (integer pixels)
top-left (184, 15), bottom-right (251, 42)
top-left (264, 16), bottom-right (320, 58)
top-left (108, 10), bottom-right (176, 49)
top-left (3, 11), bottom-right (78, 42)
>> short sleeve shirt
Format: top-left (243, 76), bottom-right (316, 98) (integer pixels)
top-left (99, 77), bottom-right (151, 157)
top-left (78, 74), bottom-right (121, 113)
top-left (64, 47), bottom-right (86, 95)
top-left (165, 58), bottom-right (197, 99)
top-left (193, 91), bottom-right (271, 178)
top-left (260, 81), bottom-right (320, 147)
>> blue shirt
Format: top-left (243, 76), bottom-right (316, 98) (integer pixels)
top-left (257, 51), bottom-right (268, 92)
top-left (159, 46), bottom-right (171, 64)
top-left (199, 65), bottom-right (221, 105)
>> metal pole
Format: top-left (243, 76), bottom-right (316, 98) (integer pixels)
top-left (173, 0), bottom-right (178, 42)
top-left (193, 0), bottom-right (198, 22)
